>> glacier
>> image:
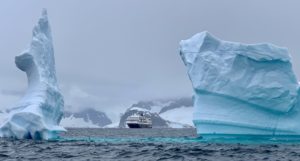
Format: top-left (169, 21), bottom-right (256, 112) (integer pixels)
top-left (0, 9), bottom-right (65, 140)
top-left (180, 31), bottom-right (300, 136)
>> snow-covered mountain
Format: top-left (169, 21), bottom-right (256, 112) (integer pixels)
top-left (61, 108), bottom-right (112, 128)
top-left (1, 97), bottom-right (194, 128)
top-left (0, 111), bottom-right (7, 124)
top-left (119, 97), bottom-right (194, 128)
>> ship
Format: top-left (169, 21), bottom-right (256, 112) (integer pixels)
top-left (126, 113), bottom-right (152, 128)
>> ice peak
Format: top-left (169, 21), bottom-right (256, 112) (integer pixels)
top-left (33, 9), bottom-right (51, 40)
top-left (17, 9), bottom-right (57, 89)
top-left (0, 9), bottom-right (64, 140)
top-left (42, 8), bottom-right (48, 17)
top-left (180, 31), bottom-right (220, 53)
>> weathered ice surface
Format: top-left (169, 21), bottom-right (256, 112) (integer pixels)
top-left (180, 31), bottom-right (300, 136)
top-left (0, 9), bottom-right (65, 139)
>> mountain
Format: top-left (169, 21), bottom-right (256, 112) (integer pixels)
top-left (0, 97), bottom-right (194, 128)
top-left (159, 98), bottom-right (193, 114)
top-left (0, 111), bottom-right (7, 125)
top-left (118, 97), bottom-right (194, 128)
top-left (61, 108), bottom-right (112, 128)
top-left (119, 107), bottom-right (169, 128)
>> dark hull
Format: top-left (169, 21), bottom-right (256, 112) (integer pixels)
top-left (127, 123), bottom-right (152, 128)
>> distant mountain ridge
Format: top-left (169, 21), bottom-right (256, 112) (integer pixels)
top-left (130, 97), bottom-right (193, 114)
top-left (119, 108), bottom-right (169, 128)
top-left (57, 97), bottom-right (194, 128)
top-left (159, 98), bottom-right (193, 114)
top-left (61, 108), bottom-right (112, 128)
top-left (119, 97), bottom-right (194, 128)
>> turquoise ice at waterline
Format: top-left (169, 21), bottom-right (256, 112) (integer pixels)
top-left (180, 31), bottom-right (300, 137)
top-left (54, 135), bottom-right (300, 144)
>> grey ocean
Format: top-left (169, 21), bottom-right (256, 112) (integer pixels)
top-left (1, 128), bottom-right (300, 161)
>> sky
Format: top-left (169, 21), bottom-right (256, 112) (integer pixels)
top-left (0, 1), bottom-right (300, 121)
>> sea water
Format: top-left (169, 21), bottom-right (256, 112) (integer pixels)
top-left (1, 128), bottom-right (300, 160)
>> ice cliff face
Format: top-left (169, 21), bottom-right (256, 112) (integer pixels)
top-left (0, 9), bottom-right (65, 139)
top-left (180, 31), bottom-right (300, 136)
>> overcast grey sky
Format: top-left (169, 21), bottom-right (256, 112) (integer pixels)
top-left (0, 1), bottom-right (300, 120)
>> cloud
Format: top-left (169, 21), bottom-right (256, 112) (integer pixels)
top-left (1, 89), bottom-right (23, 96)
top-left (68, 86), bottom-right (90, 99)
top-left (0, 91), bottom-right (22, 111)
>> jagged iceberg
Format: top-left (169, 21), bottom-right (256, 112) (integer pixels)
top-left (180, 31), bottom-right (300, 136)
top-left (0, 9), bottom-right (65, 139)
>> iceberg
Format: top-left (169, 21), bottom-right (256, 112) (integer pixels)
top-left (0, 9), bottom-right (65, 139)
top-left (180, 31), bottom-right (300, 136)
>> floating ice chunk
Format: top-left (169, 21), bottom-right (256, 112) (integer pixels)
top-left (0, 9), bottom-right (65, 140)
top-left (180, 31), bottom-right (300, 136)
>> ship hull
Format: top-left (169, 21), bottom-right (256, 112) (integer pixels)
top-left (127, 123), bottom-right (152, 128)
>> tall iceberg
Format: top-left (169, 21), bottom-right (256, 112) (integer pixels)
top-left (180, 31), bottom-right (300, 136)
top-left (0, 9), bottom-right (65, 140)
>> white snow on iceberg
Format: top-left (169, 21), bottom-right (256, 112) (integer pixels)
top-left (0, 9), bottom-right (65, 140)
top-left (180, 31), bottom-right (300, 136)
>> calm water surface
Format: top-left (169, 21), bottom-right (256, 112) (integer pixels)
top-left (0, 128), bottom-right (300, 161)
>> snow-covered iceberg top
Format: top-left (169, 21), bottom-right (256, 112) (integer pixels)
top-left (180, 31), bottom-right (300, 136)
top-left (180, 31), bottom-right (291, 62)
top-left (0, 9), bottom-right (65, 140)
